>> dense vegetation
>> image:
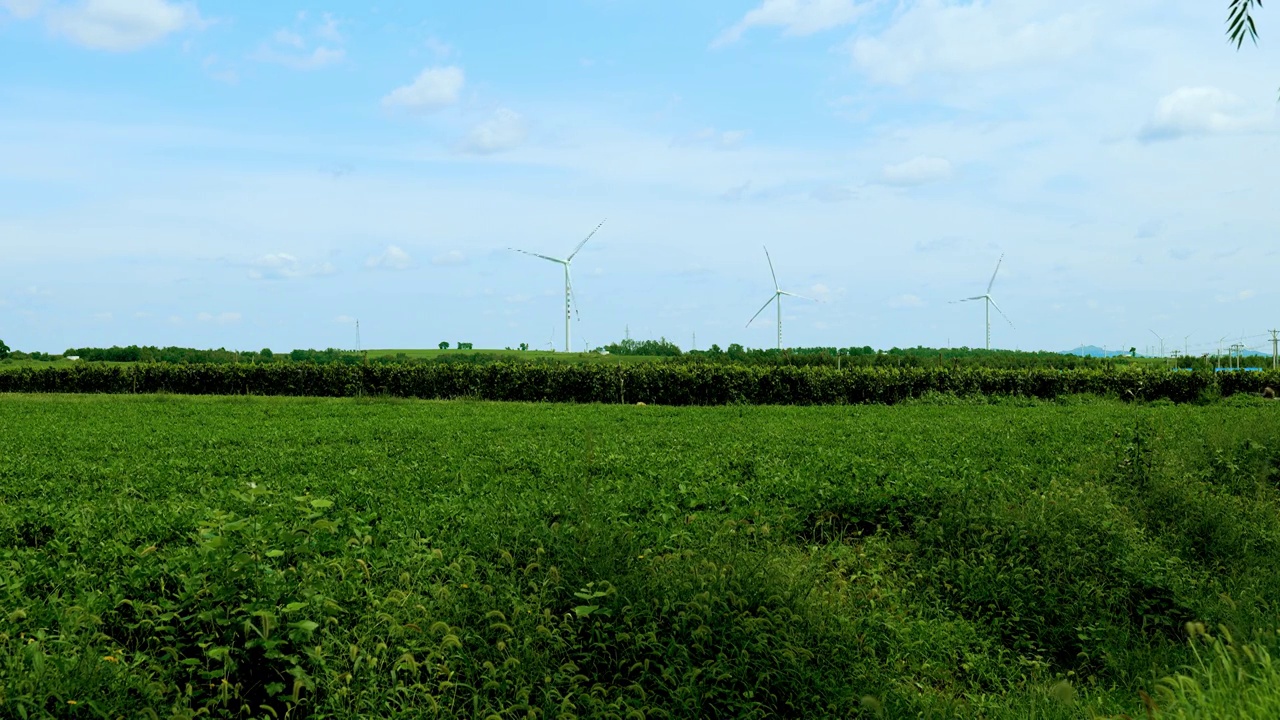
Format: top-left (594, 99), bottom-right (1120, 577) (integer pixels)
top-left (2, 395), bottom-right (1279, 718)
top-left (19, 340), bottom-right (1273, 370)
top-left (1, 361), bottom-right (1278, 405)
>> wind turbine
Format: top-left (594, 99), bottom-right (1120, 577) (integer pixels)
top-left (950, 254), bottom-right (1013, 350)
top-left (746, 246), bottom-right (816, 350)
top-left (509, 220), bottom-right (606, 353)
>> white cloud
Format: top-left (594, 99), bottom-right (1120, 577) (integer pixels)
top-left (888, 294), bottom-right (925, 308)
top-left (45, 0), bottom-right (203, 51)
top-left (366, 245), bottom-right (412, 270)
top-left (314, 12), bottom-right (340, 43)
top-left (248, 253), bottom-right (335, 280)
top-left (272, 28), bottom-right (303, 48)
top-left (334, 314), bottom-right (356, 324)
top-left (382, 66), bottom-right (464, 112)
top-left (1, 0), bottom-right (44, 19)
top-left (680, 127), bottom-right (749, 149)
top-left (255, 13), bottom-right (345, 70)
top-left (809, 283), bottom-right (832, 300)
top-left (431, 249), bottom-right (467, 266)
top-left (92, 311), bottom-right (112, 321)
top-left (880, 156), bottom-right (953, 186)
top-left (714, 0), bottom-right (872, 47)
top-left (1139, 87), bottom-right (1269, 141)
top-left (424, 35), bottom-right (452, 57)
top-left (1215, 289), bottom-right (1257, 303)
top-left (848, 0), bottom-right (1096, 85)
top-left (461, 108), bottom-right (527, 154)
top-left (201, 53), bottom-right (237, 84)
top-left (197, 311), bottom-right (241, 324)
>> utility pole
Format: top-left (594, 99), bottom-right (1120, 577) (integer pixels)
top-left (1271, 329), bottom-right (1278, 369)
top-left (356, 319), bottom-right (361, 353)
top-left (1230, 343), bottom-right (1245, 370)
top-left (692, 331), bottom-right (696, 352)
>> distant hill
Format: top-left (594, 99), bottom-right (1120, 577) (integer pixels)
top-left (1062, 345), bottom-right (1129, 358)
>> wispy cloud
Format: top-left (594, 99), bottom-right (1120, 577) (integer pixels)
top-left (1138, 87), bottom-right (1271, 142)
top-left (366, 245), bottom-right (413, 270)
top-left (383, 66), bottom-right (464, 112)
top-left (196, 311), bottom-right (241, 324)
top-left (847, 0), bottom-right (1096, 85)
top-left (461, 108), bottom-right (527, 154)
top-left (714, 0), bottom-right (873, 47)
top-left (879, 156), bottom-right (952, 186)
top-left (18, 0), bottom-right (206, 52)
top-left (253, 11), bottom-right (346, 70)
top-left (247, 253), bottom-right (336, 280)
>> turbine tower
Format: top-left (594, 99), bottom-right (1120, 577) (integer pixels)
top-left (509, 220), bottom-right (605, 353)
top-left (951, 254), bottom-right (1012, 350)
top-left (746, 246), bottom-right (816, 350)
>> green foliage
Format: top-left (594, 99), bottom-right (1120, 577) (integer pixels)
top-left (1229, 0), bottom-right (1263, 48)
top-left (1149, 626), bottom-right (1280, 718)
top-left (3, 362), bottom-right (1277, 404)
top-left (1, 396), bottom-right (1280, 717)
top-left (599, 337), bottom-right (684, 356)
top-left (0, 339), bottom-right (9, 360)
top-left (439, 341), bottom-right (450, 350)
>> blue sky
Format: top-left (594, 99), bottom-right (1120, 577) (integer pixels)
top-left (1, 0), bottom-right (1278, 355)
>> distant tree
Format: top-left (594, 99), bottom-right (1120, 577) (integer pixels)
top-left (438, 341), bottom-right (449, 350)
top-left (519, 343), bottom-right (529, 351)
top-left (0, 339), bottom-right (9, 359)
top-left (260, 348), bottom-right (274, 361)
top-left (458, 342), bottom-right (473, 350)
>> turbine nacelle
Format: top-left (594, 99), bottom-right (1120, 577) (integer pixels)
top-left (746, 246), bottom-right (818, 350)
top-left (951, 255), bottom-right (1012, 350)
top-left (509, 220), bottom-right (606, 353)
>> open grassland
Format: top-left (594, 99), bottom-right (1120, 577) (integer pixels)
top-left (2, 395), bottom-right (1280, 718)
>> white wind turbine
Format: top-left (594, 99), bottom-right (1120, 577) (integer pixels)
top-left (509, 220), bottom-right (606, 353)
top-left (951, 254), bottom-right (1013, 350)
top-left (746, 246), bottom-right (816, 350)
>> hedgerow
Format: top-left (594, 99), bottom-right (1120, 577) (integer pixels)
top-left (1, 363), bottom-right (1275, 403)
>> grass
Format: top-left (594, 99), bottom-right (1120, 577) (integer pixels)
top-left (2, 394), bottom-right (1280, 718)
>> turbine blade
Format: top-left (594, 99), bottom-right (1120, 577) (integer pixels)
top-left (986, 254), bottom-right (1004, 294)
top-left (763, 246), bottom-right (779, 291)
top-left (510, 248), bottom-right (565, 264)
top-left (779, 291), bottom-right (817, 302)
top-left (567, 219), bottom-right (606, 261)
top-left (988, 297), bottom-right (1014, 328)
top-left (949, 296), bottom-right (986, 304)
top-left (746, 294), bottom-right (777, 327)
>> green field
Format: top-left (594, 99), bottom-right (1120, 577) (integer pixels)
top-left (3, 394), bottom-right (1280, 718)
